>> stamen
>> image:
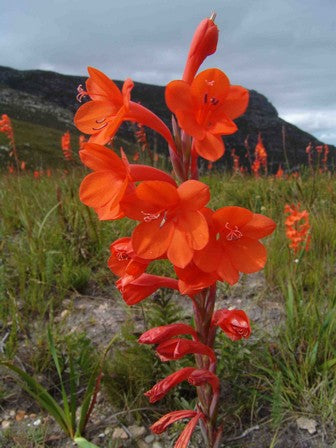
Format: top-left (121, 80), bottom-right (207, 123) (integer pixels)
top-left (116, 251), bottom-right (130, 261)
top-left (205, 79), bottom-right (215, 86)
top-left (204, 93), bottom-right (208, 103)
top-left (95, 118), bottom-right (106, 124)
top-left (76, 84), bottom-right (88, 102)
top-left (141, 211), bottom-right (161, 223)
top-left (159, 211), bottom-right (168, 228)
top-left (225, 222), bottom-right (243, 241)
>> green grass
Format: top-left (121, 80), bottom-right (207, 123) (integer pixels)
top-left (1, 168), bottom-right (336, 445)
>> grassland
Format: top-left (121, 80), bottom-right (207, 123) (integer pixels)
top-left (0, 168), bottom-right (336, 447)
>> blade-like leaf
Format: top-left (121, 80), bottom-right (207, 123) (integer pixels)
top-left (0, 361), bottom-right (71, 436)
top-left (74, 437), bottom-right (101, 448)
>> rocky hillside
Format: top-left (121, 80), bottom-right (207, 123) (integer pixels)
top-left (0, 65), bottom-right (333, 171)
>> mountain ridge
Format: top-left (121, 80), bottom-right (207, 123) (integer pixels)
top-left (0, 65), bottom-right (334, 171)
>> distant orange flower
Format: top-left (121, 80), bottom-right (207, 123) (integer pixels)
top-left (75, 67), bottom-right (176, 150)
top-left (132, 151), bottom-right (140, 161)
top-left (275, 165), bottom-right (283, 178)
top-left (165, 68), bottom-right (249, 161)
top-left (284, 204), bottom-right (310, 254)
top-left (20, 161), bottom-right (26, 171)
top-left (78, 134), bottom-right (87, 150)
top-left (61, 131), bottom-right (72, 161)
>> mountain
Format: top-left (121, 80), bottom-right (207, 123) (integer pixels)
top-left (0, 65), bottom-right (333, 171)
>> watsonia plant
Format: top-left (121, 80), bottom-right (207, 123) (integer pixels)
top-left (73, 13), bottom-right (276, 448)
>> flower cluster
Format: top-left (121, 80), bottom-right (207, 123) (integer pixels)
top-left (284, 204), bottom-right (310, 254)
top-left (74, 14), bottom-right (276, 448)
top-left (61, 131), bottom-right (72, 161)
top-left (252, 133), bottom-right (267, 176)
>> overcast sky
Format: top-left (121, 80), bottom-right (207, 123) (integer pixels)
top-left (1, 0), bottom-right (335, 144)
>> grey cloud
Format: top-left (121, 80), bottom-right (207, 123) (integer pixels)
top-left (0, 0), bottom-right (335, 143)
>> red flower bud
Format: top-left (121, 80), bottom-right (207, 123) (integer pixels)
top-left (182, 16), bottom-right (219, 84)
top-left (187, 369), bottom-right (220, 393)
top-left (116, 273), bottom-right (179, 305)
top-left (139, 323), bottom-right (198, 345)
top-left (156, 338), bottom-right (216, 362)
top-left (150, 409), bottom-right (199, 434)
top-left (213, 309), bottom-right (251, 341)
top-left (145, 367), bottom-right (196, 403)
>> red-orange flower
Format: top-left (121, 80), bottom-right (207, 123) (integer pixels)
top-left (74, 67), bottom-right (176, 150)
top-left (108, 237), bottom-right (150, 285)
top-left (213, 309), bottom-right (251, 341)
top-left (121, 180), bottom-right (210, 268)
top-left (194, 206), bottom-right (276, 283)
top-left (79, 143), bottom-right (177, 220)
top-left (165, 68), bottom-right (249, 161)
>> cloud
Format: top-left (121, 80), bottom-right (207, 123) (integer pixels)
top-left (1, 0), bottom-right (335, 143)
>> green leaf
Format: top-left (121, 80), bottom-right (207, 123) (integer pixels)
top-left (0, 360), bottom-right (71, 436)
top-left (74, 437), bottom-right (101, 448)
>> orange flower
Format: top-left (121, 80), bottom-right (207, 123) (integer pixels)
top-left (108, 237), bottom-right (150, 285)
top-left (165, 68), bottom-right (249, 161)
top-left (275, 165), bottom-right (283, 178)
top-left (121, 180), bottom-right (210, 267)
top-left (61, 131), bottom-right (72, 161)
top-left (79, 143), bottom-right (177, 220)
top-left (284, 204), bottom-right (310, 253)
top-left (194, 206), bottom-right (276, 283)
top-left (74, 67), bottom-right (176, 150)
top-left (182, 15), bottom-right (219, 84)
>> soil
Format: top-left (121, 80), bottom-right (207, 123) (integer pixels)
top-left (1, 273), bottom-right (335, 447)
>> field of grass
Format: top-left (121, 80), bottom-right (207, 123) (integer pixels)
top-left (0, 168), bottom-right (336, 447)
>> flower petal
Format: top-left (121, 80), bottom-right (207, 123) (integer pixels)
top-left (177, 211), bottom-right (209, 251)
top-left (132, 220), bottom-right (174, 259)
top-left (194, 133), bottom-right (225, 161)
top-left (191, 68), bottom-right (230, 108)
top-left (74, 100), bottom-right (117, 134)
top-left (167, 227), bottom-right (194, 268)
top-left (165, 80), bottom-right (194, 113)
top-left (79, 171), bottom-right (127, 209)
top-left (79, 143), bottom-right (127, 172)
top-left (86, 67), bottom-right (123, 104)
top-left (225, 237), bottom-right (267, 273)
top-left (178, 180), bottom-right (210, 210)
top-left (213, 206), bottom-right (253, 232)
top-left (241, 213), bottom-right (276, 239)
top-left (215, 85), bottom-right (249, 120)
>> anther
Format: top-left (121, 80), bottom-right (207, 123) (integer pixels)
top-left (225, 222), bottom-right (243, 241)
top-left (76, 84), bottom-right (88, 102)
top-left (204, 93), bottom-right (208, 103)
top-left (141, 211), bottom-right (161, 223)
